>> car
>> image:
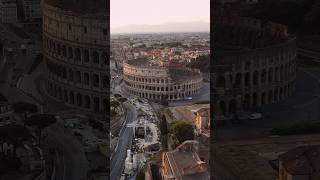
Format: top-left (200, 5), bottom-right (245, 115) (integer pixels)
top-left (249, 113), bottom-right (263, 120)
top-left (78, 125), bottom-right (84, 129)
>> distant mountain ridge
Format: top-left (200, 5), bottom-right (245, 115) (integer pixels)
top-left (111, 21), bottom-right (210, 34)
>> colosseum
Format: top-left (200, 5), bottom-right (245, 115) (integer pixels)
top-left (123, 59), bottom-right (203, 101)
top-left (42, 0), bottom-right (109, 113)
top-left (212, 0), bottom-right (297, 120)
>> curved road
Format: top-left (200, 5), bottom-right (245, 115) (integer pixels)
top-left (47, 124), bottom-right (88, 180)
top-left (110, 102), bottom-right (137, 180)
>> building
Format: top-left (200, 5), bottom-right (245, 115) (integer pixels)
top-left (43, 0), bottom-right (109, 113)
top-left (21, 0), bottom-right (41, 23)
top-left (212, 0), bottom-right (296, 121)
top-left (0, 0), bottom-right (17, 23)
top-left (160, 140), bottom-right (209, 180)
top-left (278, 145), bottom-right (320, 180)
top-left (123, 58), bottom-right (203, 101)
top-left (194, 108), bottom-right (210, 136)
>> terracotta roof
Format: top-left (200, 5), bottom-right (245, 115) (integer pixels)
top-left (164, 141), bottom-right (209, 180)
top-left (279, 145), bottom-right (320, 177)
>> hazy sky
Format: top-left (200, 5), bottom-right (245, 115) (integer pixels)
top-left (110, 0), bottom-right (210, 28)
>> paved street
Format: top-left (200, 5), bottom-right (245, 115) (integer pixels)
top-left (216, 66), bottom-right (320, 141)
top-left (110, 102), bottom-right (137, 180)
top-left (0, 24), bottom-right (89, 180)
top-left (47, 125), bottom-right (88, 180)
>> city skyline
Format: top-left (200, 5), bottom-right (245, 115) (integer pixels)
top-left (110, 0), bottom-right (210, 32)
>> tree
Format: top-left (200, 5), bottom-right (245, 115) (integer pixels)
top-left (12, 101), bottom-right (38, 126)
top-left (160, 115), bottom-right (168, 135)
top-left (0, 125), bottom-right (31, 155)
top-left (26, 114), bottom-right (57, 146)
top-left (161, 134), bottom-right (168, 150)
top-left (110, 100), bottom-right (120, 111)
top-left (136, 167), bottom-right (145, 180)
top-left (170, 121), bottom-right (194, 143)
top-left (161, 98), bottom-right (169, 106)
top-left (118, 97), bottom-right (127, 103)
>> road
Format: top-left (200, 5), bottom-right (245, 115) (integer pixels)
top-left (110, 102), bottom-right (137, 180)
top-left (47, 125), bottom-right (88, 180)
top-left (216, 53), bottom-right (320, 140)
top-left (0, 24), bottom-right (89, 180)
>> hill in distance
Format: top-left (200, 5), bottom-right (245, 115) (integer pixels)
top-left (111, 21), bottom-right (210, 34)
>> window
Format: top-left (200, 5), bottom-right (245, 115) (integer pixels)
top-left (103, 28), bottom-right (107, 35)
top-left (84, 26), bottom-right (87, 33)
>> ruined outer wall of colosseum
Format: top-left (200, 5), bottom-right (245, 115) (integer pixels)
top-left (212, 14), bottom-right (297, 117)
top-left (123, 62), bottom-right (203, 101)
top-left (42, 1), bottom-right (109, 113)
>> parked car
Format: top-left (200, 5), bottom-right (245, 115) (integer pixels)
top-left (249, 113), bottom-right (263, 120)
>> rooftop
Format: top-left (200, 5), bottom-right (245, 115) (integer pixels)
top-left (164, 141), bottom-right (209, 180)
top-left (279, 145), bottom-right (320, 176)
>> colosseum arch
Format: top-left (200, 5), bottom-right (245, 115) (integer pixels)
top-left (234, 73), bottom-right (242, 88)
top-left (69, 69), bottom-right (74, 81)
top-left (274, 88), bottom-right (279, 102)
top-left (268, 68), bottom-right (273, 83)
top-left (216, 75), bottom-right (226, 88)
top-left (102, 98), bottom-right (108, 113)
top-left (76, 93), bottom-right (82, 107)
top-left (58, 87), bottom-right (62, 99)
top-left (75, 48), bottom-right (81, 61)
top-left (252, 92), bottom-right (258, 107)
top-left (261, 92), bottom-right (266, 105)
top-left (229, 99), bottom-right (238, 114)
top-left (243, 94), bottom-right (250, 110)
top-left (268, 90), bottom-right (273, 104)
top-left (92, 51), bottom-right (99, 64)
top-left (84, 49), bottom-right (90, 62)
top-left (63, 89), bottom-right (68, 102)
top-left (219, 101), bottom-right (227, 115)
top-left (253, 71), bottom-right (259, 86)
top-left (275, 67), bottom-right (279, 81)
top-left (261, 69), bottom-right (266, 84)
top-left (69, 91), bottom-right (74, 104)
top-left (93, 97), bottom-right (100, 112)
top-left (245, 72), bottom-right (250, 87)
top-left (85, 95), bottom-right (90, 109)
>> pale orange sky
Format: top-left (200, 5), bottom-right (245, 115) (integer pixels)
top-left (111, 0), bottom-right (210, 28)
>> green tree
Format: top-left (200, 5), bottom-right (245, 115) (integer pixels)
top-left (12, 101), bottom-right (38, 126)
top-left (161, 134), bottom-right (168, 150)
top-left (170, 121), bottom-right (194, 143)
top-left (118, 97), bottom-right (127, 103)
top-left (0, 125), bottom-right (31, 155)
top-left (110, 100), bottom-right (120, 111)
top-left (26, 114), bottom-right (57, 146)
top-left (160, 115), bottom-right (168, 135)
top-left (161, 98), bottom-right (169, 106)
top-left (136, 167), bottom-right (145, 180)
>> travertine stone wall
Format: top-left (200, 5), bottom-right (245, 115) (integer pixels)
top-left (123, 63), bottom-right (203, 101)
top-left (42, 0), bottom-right (109, 113)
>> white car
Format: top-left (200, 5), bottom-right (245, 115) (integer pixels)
top-left (249, 113), bottom-right (263, 120)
